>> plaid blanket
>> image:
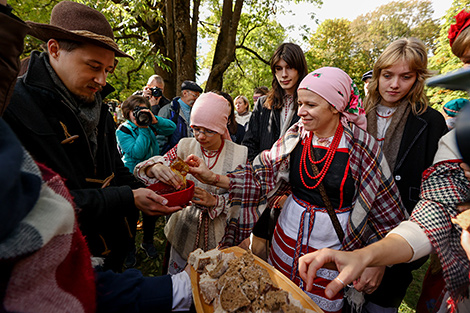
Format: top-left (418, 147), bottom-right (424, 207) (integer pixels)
top-left (0, 140), bottom-right (95, 312)
top-left (410, 160), bottom-right (470, 306)
top-left (222, 121), bottom-right (407, 249)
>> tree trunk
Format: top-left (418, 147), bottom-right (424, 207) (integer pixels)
top-left (173, 0), bottom-right (196, 95)
top-left (205, 0), bottom-right (244, 92)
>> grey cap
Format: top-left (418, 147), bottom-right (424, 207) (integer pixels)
top-left (362, 70), bottom-right (373, 82)
top-left (181, 80), bottom-right (203, 93)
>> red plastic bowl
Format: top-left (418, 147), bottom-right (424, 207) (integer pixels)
top-left (147, 180), bottom-right (195, 207)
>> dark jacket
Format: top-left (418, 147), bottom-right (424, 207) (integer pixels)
top-left (394, 107), bottom-right (447, 214)
top-left (230, 122), bottom-right (246, 144)
top-left (157, 96), bottom-right (191, 154)
top-left (150, 95), bottom-right (170, 116)
top-left (365, 106), bottom-right (447, 308)
top-left (242, 96), bottom-right (300, 161)
top-left (4, 51), bottom-right (143, 271)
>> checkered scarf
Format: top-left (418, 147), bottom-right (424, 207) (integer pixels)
top-left (221, 121), bottom-right (406, 249)
top-left (410, 160), bottom-right (470, 306)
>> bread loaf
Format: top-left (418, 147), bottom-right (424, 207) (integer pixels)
top-left (191, 248), bottom-right (315, 312)
top-left (452, 209), bottom-right (470, 230)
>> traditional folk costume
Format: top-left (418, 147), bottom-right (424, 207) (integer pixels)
top-left (222, 68), bottom-right (407, 313)
top-left (134, 93), bottom-right (248, 274)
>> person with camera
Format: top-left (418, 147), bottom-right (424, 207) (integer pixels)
top-left (116, 95), bottom-right (176, 265)
top-left (117, 95), bottom-right (176, 173)
top-left (143, 74), bottom-right (171, 116)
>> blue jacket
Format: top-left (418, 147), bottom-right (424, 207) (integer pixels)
top-left (116, 118), bottom-right (176, 172)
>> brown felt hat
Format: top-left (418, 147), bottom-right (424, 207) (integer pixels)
top-left (26, 1), bottom-right (133, 59)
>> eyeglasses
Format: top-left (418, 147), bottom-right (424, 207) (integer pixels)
top-left (188, 91), bottom-right (200, 98)
top-left (253, 95), bottom-right (260, 102)
top-left (191, 126), bottom-right (217, 137)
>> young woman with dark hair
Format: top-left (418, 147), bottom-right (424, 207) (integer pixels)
top-left (242, 42), bottom-right (309, 161)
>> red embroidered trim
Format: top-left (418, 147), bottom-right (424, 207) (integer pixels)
top-left (201, 140), bottom-right (224, 170)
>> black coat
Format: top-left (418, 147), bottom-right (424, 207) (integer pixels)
top-left (242, 96), bottom-right (300, 161)
top-left (394, 107), bottom-right (447, 214)
top-left (4, 51), bottom-right (143, 271)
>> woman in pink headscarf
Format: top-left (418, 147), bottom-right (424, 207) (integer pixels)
top-left (187, 67), bottom-right (406, 312)
top-left (134, 92), bottom-right (248, 274)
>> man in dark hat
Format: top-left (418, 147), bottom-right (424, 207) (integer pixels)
top-left (3, 1), bottom-right (182, 273)
top-left (157, 80), bottom-right (203, 154)
top-left (0, 2), bottom-right (194, 312)
top-left (362, 69), bottom-right (373, 96)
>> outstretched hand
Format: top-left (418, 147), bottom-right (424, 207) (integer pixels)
top-left (133, 188), bottom-right (182, 216)
top-left (186, 154), bottom-right (214, 184)
top-left (298, 248), bottom-right (368, 299)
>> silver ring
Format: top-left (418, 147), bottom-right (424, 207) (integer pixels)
top-left (335, 277), bottom-right (346, 288)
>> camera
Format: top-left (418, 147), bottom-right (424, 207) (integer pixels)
top-left (133, 106), bottom-right (153, 126)
top-left (150, 86), bottom-right (163, 98)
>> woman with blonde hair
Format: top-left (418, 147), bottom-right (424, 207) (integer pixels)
top-left (363, 37), bottom-right (447, 312)
top-left (234, 95), bottom-right (251, 129)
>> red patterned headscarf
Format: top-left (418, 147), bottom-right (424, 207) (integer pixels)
top-left (448, 10), bottom-right (470, 47)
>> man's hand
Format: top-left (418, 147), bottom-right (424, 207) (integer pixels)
top-left (133, 188), bottom-right (181, 216)
top-left (143, 86), bottom-right (161, 107)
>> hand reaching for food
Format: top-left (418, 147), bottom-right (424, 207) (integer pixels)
top-left (170, 157), bottom-right (189, 190)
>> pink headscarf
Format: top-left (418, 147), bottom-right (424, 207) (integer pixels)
top-left (190, 92), bottom-right (232, 141)
top-left (298, 67), bottom-right (367, 130)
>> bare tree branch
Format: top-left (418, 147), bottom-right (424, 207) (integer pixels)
top-left (239, 24), bottom-right (259, 47)
top-left (236, 45), bottom-right (269, 65)
top-left (234, 54), bottom-right (245, 76)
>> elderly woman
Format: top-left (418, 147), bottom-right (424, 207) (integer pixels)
top-left (187, 67), bottom-right (407, 313)
top-left (134, 92), bottom-right (248, 274)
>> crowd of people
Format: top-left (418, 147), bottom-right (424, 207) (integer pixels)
top-left (2, 1), bottom-right (470, 313)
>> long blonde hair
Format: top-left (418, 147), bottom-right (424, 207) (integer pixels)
top-left (365, 38), bottom-right (431, 115)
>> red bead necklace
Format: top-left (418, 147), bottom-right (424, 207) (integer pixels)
top-left (299, 123), bottom-right (343, 189)
top-left (200, 139), bottom-right (225, 170)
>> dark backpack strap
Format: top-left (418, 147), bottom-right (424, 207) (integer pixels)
top-left (116, 124), bottom-right (135, 157)
top-left (117, 123), bottom-right (134, 136)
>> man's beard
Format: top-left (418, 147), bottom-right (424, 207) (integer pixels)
top-left (75, 93), bottom-right (97, 106)
top-left (74, 85), bottom-right (102, 106)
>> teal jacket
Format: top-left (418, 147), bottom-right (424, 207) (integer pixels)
top-left (116, 117), bottom-right (176, 172)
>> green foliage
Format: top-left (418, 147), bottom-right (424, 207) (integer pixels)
top-left (11, 0), bottom-right (169, 102)
top-left (200, 0), bottom-right (321, 104)
top-left (305, 0), bottom-right (440, 99)
top-left (426, 0), bottom-right (470, 110)
top-left (220, 17), bottom-right (287, 106)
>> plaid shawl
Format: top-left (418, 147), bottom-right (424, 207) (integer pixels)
top-left (410, 160), bottom-right (470, 305)
top-left (222, 121), bottom-right (406, 249)
top-left (0, 144), bottom-right (95, 312)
